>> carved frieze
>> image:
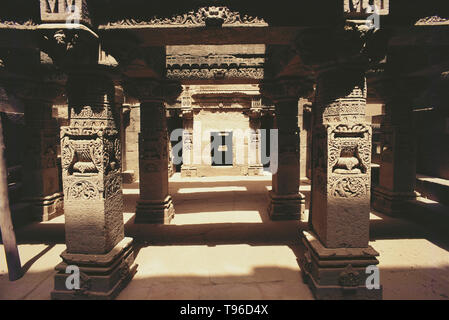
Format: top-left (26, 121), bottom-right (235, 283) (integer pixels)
top-left (104, 6), bottom-right (267, 29)
top-left (415, 16), bottom-right (449, 26)
top-left (0, 20), bottom-right (36, 29)
top-left (166, 68), bottom-right (264, 81)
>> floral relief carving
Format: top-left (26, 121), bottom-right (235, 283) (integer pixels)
top-left (67, 180), bottom-right (98, 200)
top-left (104, 6), bottom-right (267, 28)
top-left (330, 176), bottom-right (368, 198)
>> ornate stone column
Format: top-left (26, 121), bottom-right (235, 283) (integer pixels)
top-left (181, 108), bottom-right (196, 177)
top-left (260, 79), bottom-right (311, 220)
top-left (372, 77), bottom-right (423, 214)
top-left (293, 10), bottom-right (391, 296)
top-left (52, 71), bottom-right (136, 299)
top-left (248, 99), bottom-right (264, 176)
top-left (4, 78), bottom-right (63, 221)
top-left (300, 66), bottom-right (381, 299)
top-left (125, 78), bottom-right (182, 224)
top-left (23, 82), bottom-right (63, 221)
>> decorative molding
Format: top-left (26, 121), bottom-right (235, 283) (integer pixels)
top-left (102, 6), bottom-right (267, 29)
top-left (415, 16), bottom-right (449, 26)
top-left (0, 20), bottom-right (37, 29)
top-left (167, 68), bottom-right (263, 81)
top-left (166, 53), bottom-right (264, 80)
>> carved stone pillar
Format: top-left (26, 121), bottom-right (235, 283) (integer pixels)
top-left (300, 66), bottom-right (381, 299)
top-left (52, 71), bottom-right (136, 299)
top-left (125, 79), bottom-right (182, 224)
top-left (181, 108), bottom-right (196, 177)
top-left (372, 77), bottom-right (421, 215)
top-left (7, 79), bottom-right (63, 221)
top-left (260, 79), bottom-right (311, 220)
top-left (248, 100), bottom-right (264, 176)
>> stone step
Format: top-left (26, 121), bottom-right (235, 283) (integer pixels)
top-left (416, 174), bottom-right (449, 206)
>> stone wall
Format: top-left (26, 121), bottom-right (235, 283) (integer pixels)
top-left (193, 108), bottom-right (250, 176)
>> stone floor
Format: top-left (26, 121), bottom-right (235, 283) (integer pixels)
top-left (1, 174), bottom-right (449, 300)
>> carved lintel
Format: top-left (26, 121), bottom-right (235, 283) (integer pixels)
top-left (40, 28), bottom-right (99, 67)
top-left (415, 16), bottom-right (449, 26)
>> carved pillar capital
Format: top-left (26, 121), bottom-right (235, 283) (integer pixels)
top-left (3, 76), bottom-right (63, 104)
top-left (123, 78), bottom-right (182, 104)
top-left (260, 77), bottom-right (314, 103)
top-left (314, 66), bottom-right (367, 125)
top-left (371, 75), bottom-right (428, 104)
top-left (40, 28), bottom-right (99, 67)
top-left (294, 23), bottom-right (389, 72)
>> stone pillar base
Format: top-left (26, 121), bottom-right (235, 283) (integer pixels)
top-left (248, 165), bottom-right (264, 176)
top-left (299, 230), bottom-right (382, 300)
top-left (51, 237), bottom-right (137, 300)
top-left (24, 192), bottom-right (64, 222)
top-left (372, 186), bottom-right (416, 215)
top-left (135, 195), bottom-right (175, 224)
top-left (181, 166), bottom-right (197, 177)
top-left (267, 191), bottom-right (305, 220)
